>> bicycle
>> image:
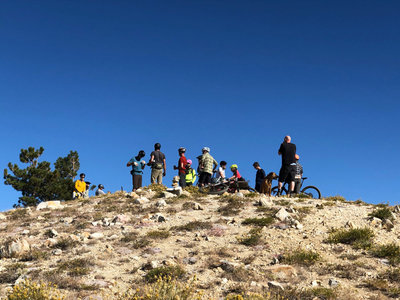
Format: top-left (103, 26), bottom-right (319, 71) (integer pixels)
top-left (271, 177), bottom-right (321, 199)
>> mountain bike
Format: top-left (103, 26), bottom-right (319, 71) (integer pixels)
top-left (271, 177), bottom-right (321, 199)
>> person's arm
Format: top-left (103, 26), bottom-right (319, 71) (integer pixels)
top-left (163, 158), bottom-right (166, 175)
top-left (148, 155), bottom-right (155, 165)
top-left (127, 159), bottom-right (133, 167)
top-left (261, 169), bottom-right (266, 178)
top-left (212, 159), bottom-right (218, 172)
top-left (278, 144), bottom-right (283, 155)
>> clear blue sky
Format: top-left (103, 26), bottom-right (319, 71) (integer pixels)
top-left (1, 0), bottom-right (399, 210)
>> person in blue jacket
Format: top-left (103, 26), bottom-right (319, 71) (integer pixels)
top-left (127, 150), bottom-right (146, 192)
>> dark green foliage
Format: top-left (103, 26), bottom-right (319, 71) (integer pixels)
top-left (326, 227), bottom-right (374, 249)
top-left (238, 228), bottom-right (263, 246)
top-left (4, 147), bottom-right (80, 207)
top-left (242, 217), bottom-right (274, 227)
top-left (371, 243), bottom-right (400, 265)
top-left (369, 207), bottom-right (393, 221)
top-left (282, 248), bottom-right (320, 266)
top-left (145, 265), bottom-right (186, 283)
top-left (171, 221), bottom-right (212, 232)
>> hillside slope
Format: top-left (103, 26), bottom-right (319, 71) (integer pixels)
top-left (0, 187), bottom-right (399, 299)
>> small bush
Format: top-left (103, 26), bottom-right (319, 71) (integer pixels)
top-left (324, 195), bottom-right (346, 202)
top-left (0, 263), bottom-right (25, 284)
top-left (19, 250), bottom-right (49, 262)
top-left (326, 227), bottom-right (374, 249)
top-left (146, 230), bottom-right (170, 239)
top-left (369, 207), bottom-right (393, 221)
top-left (52, 238), bottom-right (79, 250)
top-left (144, 184), bottom-right (167, 193)
top-left (121, 232), bottom-right (138, 243)
top-left (244, 192), bottom-right (258, 198)
top-left (7, 208), bottom-right (29, 220)
top-left (57, 257), bottom-right (94, 277)
top-left (282, 248), bottom-right (320, 266)
top-left (145, 265), bottom-right (186, 283)
top-left (276, 199), bottom-right (291, 206)
top-left (172, 221), bottom-right (212, 232)
top-left (242, 217), bottom-right (274, 227)
top-left (238, 228), bottom-right (263, 246)
top-left (218, 198), bottom-right (244, 216)
top-left (371, 243), bottom-right (400, 265)
top-left (379, 268), bottom-right (400, 282)
top-left (7, 279), bottom-right (65, 300)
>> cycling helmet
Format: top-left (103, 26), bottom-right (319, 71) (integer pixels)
top-left (230, 164), bottom-right (238, 169)
top-left (98, 184), bottom-right (104, 189)
top-left (178, 147), bottom-right (186, 153)
top-left (154, 143), bottom-right (161, 150)
top-left (187, 159), bottom-right (192, 165)
top-left (202, 147), bottom-right (210, 152)
top-left (138, 150), bottom-right (146, 157)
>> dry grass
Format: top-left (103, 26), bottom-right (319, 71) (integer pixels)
top-left (282, 248), bottom-right (320, 266)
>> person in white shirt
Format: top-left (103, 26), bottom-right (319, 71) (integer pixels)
top-left (95, 184), bottom-right (106, 196)
top-left (216, 161), bottom-right (227, 181)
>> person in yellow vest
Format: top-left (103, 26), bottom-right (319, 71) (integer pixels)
top-left (73, 173), bottom-right (86, 199)
top-left (185, 160), bottom-right (197, 186)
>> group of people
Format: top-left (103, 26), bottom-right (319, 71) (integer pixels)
top-left (73, 136), bottom-right (303, 198)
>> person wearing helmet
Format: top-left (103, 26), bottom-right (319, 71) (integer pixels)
top-left (173, 147), bottom-right (187, 188)
top-left (185, 159), bottom-right (197, 186)
top-left (95, 184), bottom-right (106, 196)
top-left (253, 162), bottom-right (266, 193)
top-left (229, 164), bottom-right (243, 181)
top-left (198, 147), bottom-right (218, 187)
top-left (148, 143), bottom-right (166, 184)
top-left (127, 150), bottom-right (146, 192)
top-left (73, 173), bottom-right (86, 199)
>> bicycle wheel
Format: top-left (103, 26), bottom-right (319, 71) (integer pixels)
top-left (208, 185), bottom-right (229, 195)
top-left (300, 186), bottom-right (321, 199)
top-left (271, 186), bottom-right (288, 196)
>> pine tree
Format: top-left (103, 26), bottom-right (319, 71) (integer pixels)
top-left (3, 147), bottom-right (80, 207)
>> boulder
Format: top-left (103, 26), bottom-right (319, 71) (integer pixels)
top-left (156, 199), bottom-right (168, 207)
top-left (370, 217), bottom-right (382, 227)
top-left (0, 213), bottom-right (6, 220)
top-left (89, 232), bottom-right (104, 239)
top-left (328, 278), bottom-right (339, 287)
top-left (275, 208), bottom-right (290, 222)
top-left (151, 213), bottom-right (166, 222)
top-left (162, 191), bottom-right (177, 199)
top-left (0, 238), bottom-right (30, 258)
top-left (259, 197), bottom-right (272, 207)
top-left (134, 196), bottom-right (149, 204)
top-left (235, 192), bottom-right (244, 198)
top-left (268, 281), bottom-right (284, 290)
top-left (166, 187), bottom-right (182, 196)
top-left (383, 219), bottom-right (394, 230)
top-left (48, 229), bottom-right (58, 238)
top-left (112, 214), bottom-right (131, 224)
top-left (37, 201), bottom-right (64, 211)
top-left (192, 202), bottom-right (203, 210)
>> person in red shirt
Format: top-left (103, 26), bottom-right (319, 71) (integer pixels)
top-left (174, 147), bottom-right (187, 188)
top-left (229, 164), bottom-right (244, 181)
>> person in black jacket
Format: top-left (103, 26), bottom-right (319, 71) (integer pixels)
top-left (253, 162), bottom-right (266, 193)
top-left (277, 136), bottom-right (296, 196)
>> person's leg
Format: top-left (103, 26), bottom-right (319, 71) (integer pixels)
top-left (288, 165), bottom-right (296, 195)
top-left (205, 173), bottom-right (212, 185)
top-left (277, 166), bottom-right (287, 196)
top-left (157, 169), bottom-right (163, 184)
top-left (151, 169), bottom-right (156, 184)
top-left (179, 173), bottom-right (186, 188)
top-left (294, 179), bottom-right (301, 194)
top-left (198, 173), bottom-right (205, 187)
top-left (255, 183), bottom-right (260, 193)
top-left (138, 175), bottom-right (142, 189)
top-left (132, 174), bottom-right (136, 191)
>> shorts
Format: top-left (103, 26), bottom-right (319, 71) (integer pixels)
top-left (279, 165), bottom-right (296, 183)
top-left (151, 168), bottom-right (163, 184)
top-left (132, 174), bottom-right (142, 190)
top-left (199, 172), bottom-right (211, 185)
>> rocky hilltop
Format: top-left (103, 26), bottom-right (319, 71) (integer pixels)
top-left (0, 186), bottom-right (399, 300)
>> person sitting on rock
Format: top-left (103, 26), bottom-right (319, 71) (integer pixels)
top-left (73, 173), bottom-right (86, 199)
top-left (127, 150), bottom-right (146, 192)
top-left (95, 184), bottom-right (106, 196)
top-left (84, 181), bottom-right (91, 198)
top-left (185, 159), bottom-right (197, 186)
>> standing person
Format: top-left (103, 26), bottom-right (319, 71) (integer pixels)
top-left (293, 154), bottom-right (303, 194)
top-left (73, 173), bottom-right (86, 199)
top-left (95, 184), bottom-right (106, 196)
top-left (198, 147), bottom-right (218, 187)
top-left (216, 161), bottom-right (227, 181)
top-left (127, 150), bottom-right (146, 192)
top-left (253, 162), bottom-right (266, 193)
top-left (173, 147), bottom-right (187, 188)
top-left (185, 159), bottom-right (197, 186)
top-left (148, 143), bottom-right (166, 184)
top-left (277, 135), bottom-right (297, 196)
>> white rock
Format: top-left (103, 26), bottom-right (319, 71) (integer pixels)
top-left (268, 281), bottom-right (284, 290)
top-left (235, 192), bottom-right (244, 198)
top-left (275, 208), bottom-right (290, 222)
top-left (156, 199), bottom-right (167, 207)
top-left (0, 238), bottom-right (30, 258)
top-left (52, 249), bottom-right (62, 255)
top-left (0, 213), bottom-right (6, 220)
top-left (89, 232), bottom-right (104, 239)
top-left (259, 197), bottom-right (272, 207)
top-left (37, 201), bottom-right (64, 210)
top-left (166, 187), bottom-right (182, 196)
top-left (163, 191), bottom-right (178, 198)
top-left (193, 202), bottom-right (203, 210)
